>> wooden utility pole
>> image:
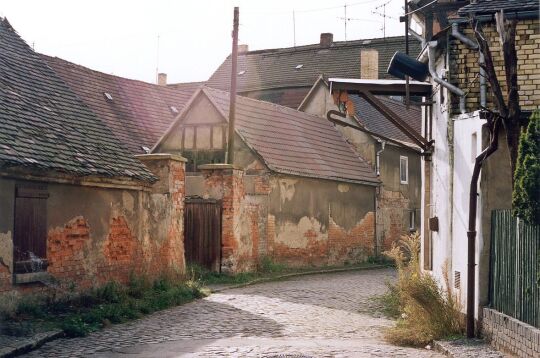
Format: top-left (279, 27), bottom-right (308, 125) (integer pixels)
top-left (227, 7), bottom-right (239, 164)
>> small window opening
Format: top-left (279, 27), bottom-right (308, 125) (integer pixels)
top-left (103, 92), bottom-right (113, 101)
top-left (454, 271), bottom-right (461, 289)
top-left (409, 210), bottom-right (416, 231)
top-left (400, 156), bottom-right (409, 184)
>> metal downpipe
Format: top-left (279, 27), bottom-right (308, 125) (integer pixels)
top-left (427, 42), bottom-right (466, 113)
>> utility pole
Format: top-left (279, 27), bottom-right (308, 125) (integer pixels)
top-left (404, 0), bottom-right (410, 108)
top-left (227, 7), bottom-right (239, 165)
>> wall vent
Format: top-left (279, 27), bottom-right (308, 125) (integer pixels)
top-left (454, 271), bottom-right (461, 289)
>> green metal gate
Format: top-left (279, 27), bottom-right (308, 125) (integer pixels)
top-left (490, 210), bottom-right (540, 328)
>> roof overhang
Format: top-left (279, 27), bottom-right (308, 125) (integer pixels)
top-left (328, 78), bottom-right (433, 151)
top-left (328, 78), bottom-right (432, 96)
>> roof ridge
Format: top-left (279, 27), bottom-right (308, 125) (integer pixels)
top-left (225, 35), bottom-right (408, 58)
top-left (203, 85), bottom-right (341, 123)
top-left (41, 54), bottom-right (197, 90)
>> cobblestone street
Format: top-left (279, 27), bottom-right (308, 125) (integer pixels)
top-left (24, 268), bottom-right (442, 357)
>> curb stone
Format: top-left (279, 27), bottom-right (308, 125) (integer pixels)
top-left (209, 264), bottom-right (393, 293)
top-left (0, 330), bottom-right (64, 358)
top-left (433, 338), bottom-right (507, 357)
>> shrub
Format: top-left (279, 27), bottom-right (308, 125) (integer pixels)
top-left (258, 256), bottom-right (286, 274)
top-left (513, 109), bottom-right (540, 225)
top-left (382, 232), bottom-right (463, 346)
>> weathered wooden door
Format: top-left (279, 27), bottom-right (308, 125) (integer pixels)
top-left (184, 198), bottom-right (222, 272)
top-left (13, 182), bottom-right (49, 273)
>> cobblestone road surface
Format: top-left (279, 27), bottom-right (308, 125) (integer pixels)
top-left (24, 268), bottom-right (442, 357)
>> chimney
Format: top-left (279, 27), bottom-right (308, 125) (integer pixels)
top-left (157, 73), bottom-right (167, 86)
top-left (320, 33), bottom-right (333, 48)
top-left (238, 44), bottom-right (249, 53)
top-left (360, 49), bottom-right (379, 79)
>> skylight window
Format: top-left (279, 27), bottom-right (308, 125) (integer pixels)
top-left (238, 70), bottom-right (246, 75)
top-left (295, 64), bottom-right (304, 70)
top-left (141, 146), bottom-right (151, 154)
top-left (170, 106), bottom-right (179, 114)
top-left (103, 92), bottom-right (113, 101)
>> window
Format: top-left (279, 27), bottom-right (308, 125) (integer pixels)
top-left (183, 127), bottom-right (194, 149)
top-left (400, 156), bottom-right (408, 184)
top-left (212, 126), bottom-right (224, 149)
top-left (103, 92), bottom-right (113, 101)
top-left (13, 182), bottom-right (48, 273)
top-left (409, 209), bottom-right (416, 231)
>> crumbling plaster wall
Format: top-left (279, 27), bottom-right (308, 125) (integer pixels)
top-left (267, 175), bottom-right (376, 267)
top-left (0, 155), bottom-right (187, 293)
top-left (301, 84), bottom-right (422, 253)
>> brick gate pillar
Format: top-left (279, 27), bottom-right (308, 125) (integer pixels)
top-left (198, 164), bottom-right (245, 273)
top-left (136, 154), bottom-right (187, 275)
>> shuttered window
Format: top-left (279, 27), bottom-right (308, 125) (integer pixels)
top-left (13, 182), bottom-right (48, 273)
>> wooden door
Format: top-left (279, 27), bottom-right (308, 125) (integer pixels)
top-left (184, 199), bottom-right (222, 272)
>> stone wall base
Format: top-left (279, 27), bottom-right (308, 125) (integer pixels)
top-left (482, 307), bottom-right (540, 357)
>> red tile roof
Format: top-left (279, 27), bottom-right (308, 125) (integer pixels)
top-left (180, 87), bottom-right (379, 185)
top-left (42, 55), bottom-right (199, 154)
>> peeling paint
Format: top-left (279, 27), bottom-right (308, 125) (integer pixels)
top-left (0, 231), bottom-right (13, 273)
top-left (276, 216), bottom-right (327, 249)
top-left (278, 178), bottom-right (298, 204)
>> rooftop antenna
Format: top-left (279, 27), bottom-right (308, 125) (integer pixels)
top-left (155, 34), bottom-right (160, 84)
top-left (344, 4), bottom-right (347, 41)
top-left (372, 0), bottom-right (394, 38)
top-left (293, 10), bottom-right (296, 47)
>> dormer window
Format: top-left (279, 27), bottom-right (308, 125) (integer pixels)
top-left (295, 64), bottom-right (303, 70)
top-left (103, 92), bottom-right (113, 101)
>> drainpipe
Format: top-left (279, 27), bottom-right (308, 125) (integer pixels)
top-left (479, 53), bottom-right (487, 108)
top-left (450, 23), bottom-right (486, 108)
top-left (427, 41), bottom-right (466, 114)
top-left (376, 140), bottom-right (386, 176)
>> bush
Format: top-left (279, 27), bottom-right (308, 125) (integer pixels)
top-left (513, 109), bottom-right (540, 225)
top-left (382, 232), bottom-right (463, 347)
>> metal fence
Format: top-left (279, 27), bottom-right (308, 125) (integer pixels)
top-left (490, 210), bottom-right (540, 328)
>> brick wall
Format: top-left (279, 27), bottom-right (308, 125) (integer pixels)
top-left (377, 188), bottom-right (413, 251)
top-left (482, 307), bottom-right (540, 357)
top-left (450, 19), bottom-right (540, 114)
top-left (2, 154), bottom-right (187, 294)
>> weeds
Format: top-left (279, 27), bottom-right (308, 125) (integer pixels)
top-left (2, 274), bottom-right (207, 338)
top-left (381, 232), bottom-right (464, 347)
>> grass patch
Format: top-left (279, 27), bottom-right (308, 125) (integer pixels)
top-left (381, 232), bottom-right (464, 347)
top-left (189, 257), bottom-right (389, 287)
top-left (1, 274), bottom-right (207, 338)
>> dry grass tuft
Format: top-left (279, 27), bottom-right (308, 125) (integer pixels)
top-left (382, 232), bottom-right (464, 346)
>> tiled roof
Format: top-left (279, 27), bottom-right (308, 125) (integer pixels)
top-left (202, 87), bottom-right (379, 185)
top-left (458, 0), bottom-right (539, 15)
top-left (206, 36), bottom-right (421, 93)
top-left (43, 55), bottom-right (199, 154)
top-left (350, 96), bottom-right (422, 145)
top-left (0, 18), bottom-right (155, 182)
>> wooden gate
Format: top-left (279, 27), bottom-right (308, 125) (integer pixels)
top-left (184, 198), bottom-right (222, 272)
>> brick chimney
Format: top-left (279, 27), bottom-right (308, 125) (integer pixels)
top-left (360, 49), bottom-right (379, 79)
top-left (157, 73), bottom-right (167, 86)
top-left (238, 44), bottom-right (249, 53)
top-left (320, 33), bottom-right (333, 48)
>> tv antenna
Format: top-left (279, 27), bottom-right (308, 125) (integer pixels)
top-left (371, 0), bottom-right (395, 38)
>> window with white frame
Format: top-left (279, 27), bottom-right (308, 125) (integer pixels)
top-left (409, 209), bottom-right (416, 231)
top-left (400, 156), bottom-right (408, 184)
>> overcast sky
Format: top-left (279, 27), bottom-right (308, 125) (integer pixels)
top-left (1, 0), bottom-right (407, 84)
